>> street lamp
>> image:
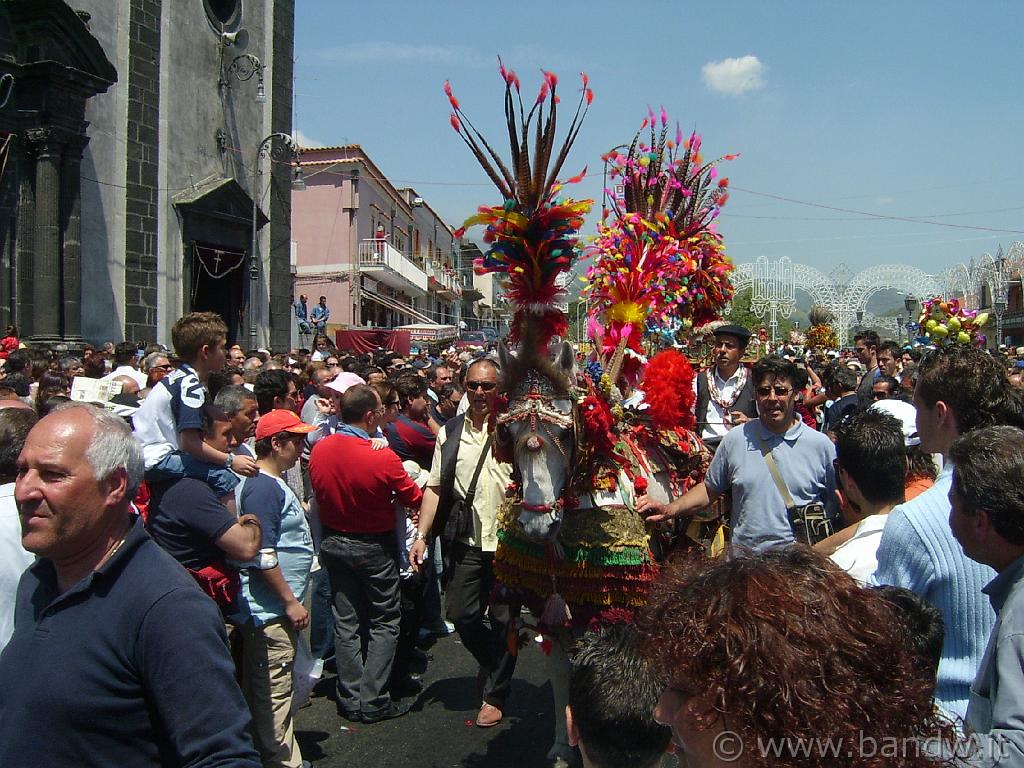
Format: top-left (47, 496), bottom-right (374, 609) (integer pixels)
top-left (220, 52), bottom-right (266, 103)
top-left (903, 293), bottom-right (917, 342)
top-left (995, 254), bottom-right (1009, 349)
top-left (250, 132), bottom-right (304, 341)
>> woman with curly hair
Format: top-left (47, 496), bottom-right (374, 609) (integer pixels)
top-left (640, 548), bottom-right (956, 768)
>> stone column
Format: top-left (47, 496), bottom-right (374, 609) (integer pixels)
top-left (26, 129), bottom-right (63, 345)
top-left (14, 138), bottom-right (37, 338)
top-left (60, 136), bottom-right (87, 347)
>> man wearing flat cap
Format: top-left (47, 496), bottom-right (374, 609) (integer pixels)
top-left (694, 324), bottom-right (759, 451)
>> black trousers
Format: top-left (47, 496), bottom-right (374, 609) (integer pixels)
top-left (444, 540), bottom-right (519, 707)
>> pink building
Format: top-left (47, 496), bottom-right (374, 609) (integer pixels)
top-left (290, 145), bottom-right (469, 340)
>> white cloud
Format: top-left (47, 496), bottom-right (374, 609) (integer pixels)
top-left (293, 129), bottom-right (325, 149)
top-left (701, 55), bottom-right (765, 96)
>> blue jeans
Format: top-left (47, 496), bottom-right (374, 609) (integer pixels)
top-left (320, 532), bottom-right (401, 716)
top-left (145, 451), bottom-right (239, 497)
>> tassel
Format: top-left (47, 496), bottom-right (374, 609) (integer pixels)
top-left (540, 574), bottom-right (572, 628)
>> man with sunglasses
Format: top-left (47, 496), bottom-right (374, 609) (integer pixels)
top-left (640, 355), bottom-right (838, 553)
top-left (871, 374), bottom-right (901, 403)
top-left (408, 358), bottom-right (516, 729)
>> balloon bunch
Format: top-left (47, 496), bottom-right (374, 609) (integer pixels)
top-left (917, 297), bottom-right (989, 346)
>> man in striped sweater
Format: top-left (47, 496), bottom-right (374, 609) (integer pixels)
top-left (872, 345), bottom-right (1024, 721)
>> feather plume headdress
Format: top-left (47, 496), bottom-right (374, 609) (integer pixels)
top-left (446, 60), bottom-right (593, 352)
top-left (584, 110), bottom-right (737, 385)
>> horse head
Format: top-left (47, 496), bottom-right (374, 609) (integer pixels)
top-left (497, 341), bottom-right (577, 544)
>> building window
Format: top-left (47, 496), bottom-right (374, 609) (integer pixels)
top-left (204, 0), bottom-right (242, 32)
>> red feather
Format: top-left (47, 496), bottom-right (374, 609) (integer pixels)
top-left (641, 350), bottom-right (697, 431)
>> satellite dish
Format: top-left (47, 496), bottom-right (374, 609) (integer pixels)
top-left (220, 28), bottom-right (249, 49)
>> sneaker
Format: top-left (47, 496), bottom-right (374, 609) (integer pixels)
top-left (361, 700), bottom-right (413, 723)
top-left (336, 706), bottom-right (362, 723)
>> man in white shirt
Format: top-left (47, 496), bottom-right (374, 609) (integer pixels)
top-left (693, 325), bottom-right (758, 450)
top-left (0, 405), bottom-right (37, 651)
top-left (100, 341), bottom-right (148, 390)
top-left (814, 408), bottom-right (907, 584)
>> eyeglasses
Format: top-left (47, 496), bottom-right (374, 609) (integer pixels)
top-left (465, 380), bottom-right (497, 392)
top-left (755, 385), bottom-right (793, 398)
top-left (151, 364), bottom-right (173, 372)
top-left (871, 391), bottom-right (889, 400)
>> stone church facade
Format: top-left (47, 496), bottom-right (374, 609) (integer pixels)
top-left (0, 0), bottom-right (295, 349)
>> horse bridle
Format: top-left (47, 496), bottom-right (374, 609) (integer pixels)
top-left (498, 370), bottom-right (579, 513)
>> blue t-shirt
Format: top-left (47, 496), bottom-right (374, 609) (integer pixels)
top-left (146, 478), bottom-right (237, 570)
top-left (237, 472), bottom-right (314, 626)
top-left (705, 418), bottom-right (838, 553)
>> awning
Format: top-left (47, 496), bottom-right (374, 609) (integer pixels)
top-left (361, 286), bottom-right (432, 324)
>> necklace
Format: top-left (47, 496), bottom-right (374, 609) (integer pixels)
top-left (707, 366), bottom-right (747, 410)
top-left (97, 518), bottom-right (133, 570)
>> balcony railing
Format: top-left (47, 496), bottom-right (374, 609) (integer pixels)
top-left (357, 239), bottom-right (428, 295)
top-left (424, 260), bottom-right (463, 297)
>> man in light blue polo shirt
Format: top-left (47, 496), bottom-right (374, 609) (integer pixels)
top-left (640, 356), bottom-right (838, 553)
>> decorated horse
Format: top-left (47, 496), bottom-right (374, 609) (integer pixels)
top-left (445, 64), bottom-right (734, 766)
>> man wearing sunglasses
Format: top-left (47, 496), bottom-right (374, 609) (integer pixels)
top-left (640, 355), bottom-right (838, 554)
top-left (408, 358), bottom-right (516, 729)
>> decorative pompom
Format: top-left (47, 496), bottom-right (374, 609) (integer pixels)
top-left (641, 349), bottom-right (697, 431)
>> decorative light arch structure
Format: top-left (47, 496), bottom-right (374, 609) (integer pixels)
top-left (733, 261), bottom-right (943, 343)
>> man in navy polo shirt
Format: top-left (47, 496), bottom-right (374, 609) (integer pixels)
top-left (0, 403), bottom-right (259, 767)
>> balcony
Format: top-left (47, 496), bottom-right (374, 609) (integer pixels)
top-left (424, 260), bottom-right (463, 299)
top-left (357, 239), bottom-right (428, 297)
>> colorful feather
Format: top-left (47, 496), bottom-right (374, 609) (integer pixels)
top-left (445, 60), bottom-right (594, 348)
top-left (583, 113), bottom-right (737, 385)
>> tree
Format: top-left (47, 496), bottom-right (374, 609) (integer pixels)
top-left (722, 288), bottom-right (794, 339)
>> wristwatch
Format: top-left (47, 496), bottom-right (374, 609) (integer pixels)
top-left (225, 452), bottom-right (234, 469)
top-left (414, 531), bottom-right (428, 543)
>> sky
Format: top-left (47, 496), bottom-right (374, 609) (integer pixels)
top-left (293, 1), bottom-right (1024, 292)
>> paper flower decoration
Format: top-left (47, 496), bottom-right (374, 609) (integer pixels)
top-left (806, 324), bottom-right (839, 350)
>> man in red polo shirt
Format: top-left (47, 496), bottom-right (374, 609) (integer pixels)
top-left (309, 384), bottom-right (422, 724)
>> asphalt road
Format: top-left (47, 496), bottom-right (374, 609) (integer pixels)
top-left (294, 632), bottom-right (563, 768)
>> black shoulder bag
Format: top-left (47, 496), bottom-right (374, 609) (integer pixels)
top-left (757, 435), bottom-right (834, 546)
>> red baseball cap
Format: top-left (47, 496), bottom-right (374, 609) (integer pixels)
top-left (255, 409), bottom-right (316, 441)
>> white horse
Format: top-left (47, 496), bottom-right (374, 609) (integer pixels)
top-left (494, 341), bottom-right (704, 767)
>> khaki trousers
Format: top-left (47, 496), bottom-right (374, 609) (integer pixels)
top-left (241, 618), bottom-right (304, 768)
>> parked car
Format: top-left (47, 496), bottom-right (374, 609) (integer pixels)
top-left (456, 331), bottom-right (488, 350)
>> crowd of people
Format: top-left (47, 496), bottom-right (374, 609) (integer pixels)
top-left (2, 312), bottom-right (1024, 767)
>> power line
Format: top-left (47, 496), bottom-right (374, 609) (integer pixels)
top-left (728, 186), bottom-right (1024, 235)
